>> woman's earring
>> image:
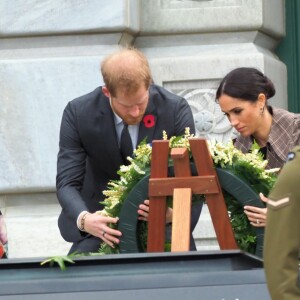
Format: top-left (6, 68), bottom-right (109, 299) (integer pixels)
top-left (260, 106), bottom-right (265, 115)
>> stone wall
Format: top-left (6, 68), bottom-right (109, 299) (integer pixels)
top-left (0, 0), bottom-right (285, 258)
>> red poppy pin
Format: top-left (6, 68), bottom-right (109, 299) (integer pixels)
top-left (143, 114), bottom-right (155, 128)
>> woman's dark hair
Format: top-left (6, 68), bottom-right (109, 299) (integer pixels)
top-left (215, 67), bottom-right (276, 103)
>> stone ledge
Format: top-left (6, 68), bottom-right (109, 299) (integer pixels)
top-left (0, 33), bottom-right (135, 52)
top-left (140, 0), bottom-right (284, 38)
top-left (0, 0), bottom-right (139, 37)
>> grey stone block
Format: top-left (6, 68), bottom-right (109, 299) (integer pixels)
top-left (2, 193), bottom-right (70, 258)
top-left (140, 0), bottom-right (284, 38)
top-left (0, 0), bottom-right (139, 37)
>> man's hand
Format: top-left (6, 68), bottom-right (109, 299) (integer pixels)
top-left (83, 213), bottom-right (122, 248)
top-left (138, 199), bottom-right (173, 224)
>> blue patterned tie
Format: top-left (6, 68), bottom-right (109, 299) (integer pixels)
top-left (120, 123), bottom-right (133, 164)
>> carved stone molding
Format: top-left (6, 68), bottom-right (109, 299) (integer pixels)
top-left (177, 88), bottom-right (237, 142)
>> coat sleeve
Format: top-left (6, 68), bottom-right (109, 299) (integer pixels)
top-left (174, 97), bottom-right (196, 136)
top-left (263, 146), bottom-right (300, 299)
top-left (56, 102), bottom-right (89, 238)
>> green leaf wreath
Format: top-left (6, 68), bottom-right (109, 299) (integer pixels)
top-left (97, 128), bottom-right (278, 255)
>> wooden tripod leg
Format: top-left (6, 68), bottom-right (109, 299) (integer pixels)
top-left (189, 138), bottom-right (238, 250)
top-left (147, 140), bottom-right (169, 252)
top-left (205, 194), bottom-right (237, 249)
top-left (171, 188), bottom-right (192, 252)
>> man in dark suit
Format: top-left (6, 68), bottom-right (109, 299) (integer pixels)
top-left (56, 47), bottom-right (200, 254)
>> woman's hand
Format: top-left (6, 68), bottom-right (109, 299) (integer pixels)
top-left (244, 193), bottom-right (269, 227)
top-left (138, 199), bottom-right (173, 224)
top-left (83, 213), bottom-right (122, 248)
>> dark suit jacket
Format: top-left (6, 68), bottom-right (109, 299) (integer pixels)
top-left (56, 84), bottom-right (198, 246)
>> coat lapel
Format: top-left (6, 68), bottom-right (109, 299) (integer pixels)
top-left (98, 97), bottom-right (124, 168)
top-left (138, 96), bottom-right (157, 145)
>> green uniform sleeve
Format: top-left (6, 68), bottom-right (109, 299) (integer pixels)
top-left (264, 146), bottom-right (300, 300)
